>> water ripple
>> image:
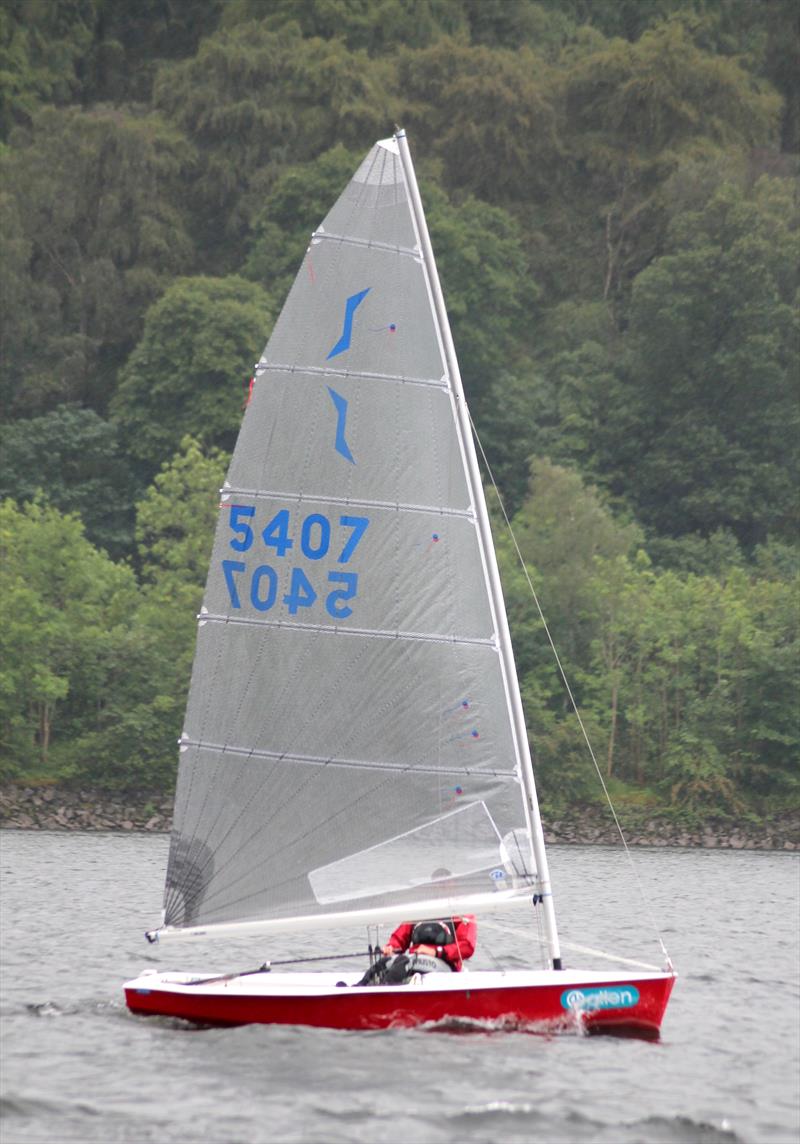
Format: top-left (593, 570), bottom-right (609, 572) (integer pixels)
top-left (1, 833), bottom-right (797, 1144)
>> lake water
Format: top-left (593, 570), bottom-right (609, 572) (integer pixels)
top-left (0, 832), bottom-right (798, 1144)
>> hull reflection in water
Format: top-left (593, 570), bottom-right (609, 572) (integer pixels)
top-left (125, 969), bottom-right (675, 1040)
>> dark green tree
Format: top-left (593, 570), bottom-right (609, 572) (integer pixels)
top-left (474, 367), bottom-right (550, 517)
top-left (463, 0), bottom-right (577, 54)
top-left (542, 0), bottom-right (693, 42)
top-left (519, 301), bottom-right (620, 489)
top-left (0, 0), bottom-right (94, 138)
top-left (588, 562), bottom-right (800, 811)
top-left (0, 186), bottom-right (39, 405)
top-left (111, 276), bottom-right (272, 480)
top-left (0, 105), bottom-right (195, 416)
top-left (609, 176), bottom-right (799, 549)
top-left (427, 187), bottom-right (540, 405)
top-left (82, 0), bottom-right (224, 104)
top-left (68, 438), bottom-right (228, 790)
top-left (560, 18), bottom-right (782, 305)
top-left (244, 143), bottom-right (364, 304)
top-left (0, 405), bottom-right (137, 558)
top-left (397, 38), bottom-right (561, 205)
top-left (152, 21), bottom-right (392, 268)
top-left (223, 0), bottom-right (467, 52)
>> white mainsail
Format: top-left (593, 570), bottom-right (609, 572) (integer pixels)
top-left (159, 133), bottom-right (561, 967)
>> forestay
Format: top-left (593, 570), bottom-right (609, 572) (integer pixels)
top-left (161, 136), bottom-right (546, 938)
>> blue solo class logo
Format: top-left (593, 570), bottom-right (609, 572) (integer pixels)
top-left (560, 985), bottom-right (640, 1012)
top-left (327, 288), bottom-right (370, 359)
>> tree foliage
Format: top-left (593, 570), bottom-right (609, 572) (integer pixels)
top-left (611, 175), bottom-right (799, 548)
top-left (398, 38), bottom-right (561, 204)
top-left (0, 0), bottom-right (94, 138)
top-left (244, 143), bottom-right (364, 303)
top-left (0, 104), bottom-right (195, 416)
top-left (0, 499), bottom-right (137, 776)
top-left (498, 466), bottom-right (799, 814)
top-left (226, 0), bottom-right (467, 53)
top-left (135, 435), bottom-right (228, 595)
top-left (0, 405), bottom-right (136, 558)
top-left (65, 439), bottom-right (228, 791)
top-left (560, 18), bottom-right (783, 303)
top-left (0, 0), bottom-right (796, 812)
top-left (152, 20), bottom-right (392, 265)
top-left (111, 276), bottom-right (272, 480)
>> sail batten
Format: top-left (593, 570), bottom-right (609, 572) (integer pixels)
top-left (197, 613), bottom-right (497, 647)
top-left (181, 738), bottom-right (516, 779)
top-left (220, 488), bottom-right (473, 519)
top-left (311, 230), bottom-right (420, 258)
top-left (255, 362), bottom-right (448, 390)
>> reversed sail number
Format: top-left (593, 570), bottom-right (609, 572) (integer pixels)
top-left (221, 506), bottom-right (369, 620)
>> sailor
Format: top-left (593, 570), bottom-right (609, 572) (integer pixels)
top-left (382, 915), bottom-right (477, 971)
top-left (356, 915), bottom-right (477, 986)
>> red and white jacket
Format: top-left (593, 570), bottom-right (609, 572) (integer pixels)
top-left (386, 915), bottom-right (477, 971)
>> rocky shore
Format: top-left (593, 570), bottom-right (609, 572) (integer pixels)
top-left (0, 785), bottom-right (173, 834)
top-left (1, 784), bottom-right (797, 849)
top-left (542, 813), bottom-right (798, 850)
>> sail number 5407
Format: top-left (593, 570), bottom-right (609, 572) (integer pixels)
top-left (220, 506), bottom-right (369, 620)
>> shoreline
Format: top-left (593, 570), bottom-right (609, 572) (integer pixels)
top-left (1, 784), bottom-right (797, 850)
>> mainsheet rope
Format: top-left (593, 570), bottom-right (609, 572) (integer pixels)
top-left (469, 412), bottom-right (673, 970)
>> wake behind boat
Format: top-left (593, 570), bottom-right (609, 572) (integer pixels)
top-left (124, 130), bottom-right (675, 1038)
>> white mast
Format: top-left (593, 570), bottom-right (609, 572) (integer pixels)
top-left (395, 128), bottom-right (562, 970)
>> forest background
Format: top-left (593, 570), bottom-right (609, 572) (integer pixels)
top-left (0, 0), bottom-right (798, 832)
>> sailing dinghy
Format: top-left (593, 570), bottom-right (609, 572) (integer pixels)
top-left (124, 131), bottom-right (675, 1037)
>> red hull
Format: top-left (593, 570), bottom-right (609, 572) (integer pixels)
top-left (126, 972), bottom-right (674, 1039)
